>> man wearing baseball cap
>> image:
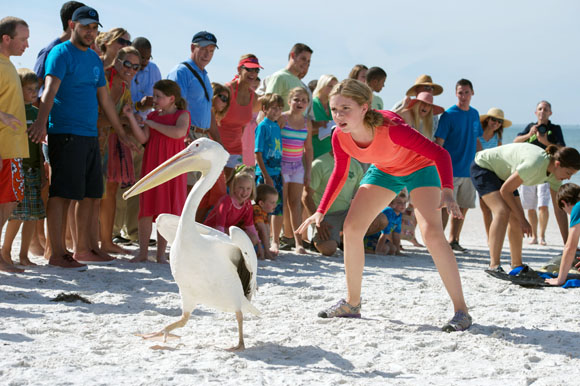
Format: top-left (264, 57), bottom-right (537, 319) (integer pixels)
top-left (167, 30), bottom-right (220, 188)
top-left (167, 30), bottom-right (220, 142)
top-left (28, 5), bottom-right (133, 268)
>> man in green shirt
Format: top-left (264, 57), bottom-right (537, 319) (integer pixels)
top-left (302, 149), bottom-right (386, 256)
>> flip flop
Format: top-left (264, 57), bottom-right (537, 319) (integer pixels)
top-left (484, 266), bottom-right (512, 281)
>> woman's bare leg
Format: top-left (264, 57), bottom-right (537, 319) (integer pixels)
top-left (342, 185), bottom-right (395, 306)
top-left (411, 187), bottom-right (467, 313)
top-left (481, 192), bottom-right (511, 268)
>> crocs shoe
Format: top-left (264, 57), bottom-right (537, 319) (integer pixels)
top-left (442, 310), bottom-right (472, 332)
top-left (449, 241), bottom-right (467, 253)
top-left (318, 299), bottom-right (361, 318)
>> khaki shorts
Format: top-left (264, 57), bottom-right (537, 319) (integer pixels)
top-left (453, 177), bottom-right (476, 209)
top-left (312, 209), bottom-right (348, 244)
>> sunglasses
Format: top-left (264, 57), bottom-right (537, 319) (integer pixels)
top-left (116, 37), bottom-right (132, 46)
top-left (243, 66), bottom-right (260, 73)
top-left (490, 117), bottom-right (503, 124)
top-left (120, 59), bottom-right (140, 71)
top-left (217, 94), bottom-right (229, 103)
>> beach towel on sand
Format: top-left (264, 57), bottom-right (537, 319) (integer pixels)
top-left (485, 264), bottom-right (580, 288)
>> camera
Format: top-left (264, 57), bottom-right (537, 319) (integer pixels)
top-left (537, 124), bottom-right (548, 134)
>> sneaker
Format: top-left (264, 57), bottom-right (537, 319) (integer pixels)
top-left (442, 310), bottom-right (472, 332)
top-left (449, 241), bottom-right (467, 252)
top-left (279, 236), bottom-right (295, 251)
top-left (318, 299), bottom-right (361, 318)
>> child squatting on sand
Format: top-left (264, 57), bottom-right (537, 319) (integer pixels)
top-left (253, 183), bottom-right (279, 260)
top-left (203, 168), bottom-right (260, 246)
top-left (297, 79), bottom-right (472, 332)
top-left (546, 183), bottom-right (580, 286)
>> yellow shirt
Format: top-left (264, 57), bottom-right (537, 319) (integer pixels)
top-left (0, 53), bottom-right (28, 159)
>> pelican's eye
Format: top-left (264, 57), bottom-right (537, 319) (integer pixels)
top-left (195, 143), bottom-right (199, 147)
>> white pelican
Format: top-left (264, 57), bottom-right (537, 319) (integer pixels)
top-left (124, 138), bottom-right (260, 351)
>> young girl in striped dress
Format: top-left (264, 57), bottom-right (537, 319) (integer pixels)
top-left (281, 87), bottom-right (313, 254)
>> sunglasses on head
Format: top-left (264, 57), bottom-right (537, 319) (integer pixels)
top-left (243, 66), bottom-right (260, 73)
top-left (490, 117), bottom-right (503, 124)
top-left (116, 37), bottom-right (132, 46)
top-left (217, 94), bottom-right (229, 103)
top-left (119, 59), bottom-right (140, 71)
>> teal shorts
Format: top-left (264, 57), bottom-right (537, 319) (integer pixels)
top-left (360, 165), bottom-right (441, 194)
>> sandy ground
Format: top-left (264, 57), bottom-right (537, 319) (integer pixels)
top-left (2, 206), bottom-right (580, 386)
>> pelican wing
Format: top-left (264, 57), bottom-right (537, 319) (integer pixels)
top-left (156, 214), bottom-right (180, 245)
top-left (228, 226), bottom-right (258, 300)
top-left (158, 214), bottom-right (234, 247)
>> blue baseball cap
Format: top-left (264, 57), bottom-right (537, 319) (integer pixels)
top-left (72, 6), bottom-right (102, 27)
top-left (192, 31), bottom-right (218, 48)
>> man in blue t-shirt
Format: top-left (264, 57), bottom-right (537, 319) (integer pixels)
top-left (28, 6), bottom-right (133, 269)
top-left (435, 79), bottom-right (483, 252)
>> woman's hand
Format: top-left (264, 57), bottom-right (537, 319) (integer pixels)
top-left (264, 175), bottom-right (274, 187)
top-left (296, 212), bottom-right (324, 235)
top-left (520, 217), bottom-right (532, 237)
top-left (439, 188), bottom-right (463, 219)
top-left (545, 277), bottom-right (565, 286)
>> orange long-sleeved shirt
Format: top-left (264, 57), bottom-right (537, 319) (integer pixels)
top-left (317, 111), bottom-right (453, 214)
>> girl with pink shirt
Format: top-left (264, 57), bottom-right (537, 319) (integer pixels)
top-left (298, 79), bottom-right (471, 332)
top-left (204, 169), bottom-right (259, 245)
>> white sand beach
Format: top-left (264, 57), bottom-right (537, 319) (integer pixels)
top-left (2, 206), bottom-right (580, 385)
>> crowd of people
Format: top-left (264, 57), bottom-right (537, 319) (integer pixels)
top-left (2, 2), bottom-right (580, 332)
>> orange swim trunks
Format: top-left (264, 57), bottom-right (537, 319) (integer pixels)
top-left (0, 158), bottom-right (24, 203)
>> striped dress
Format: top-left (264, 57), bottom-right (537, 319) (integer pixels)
top-left (281, 119), bottom-right (308, 164)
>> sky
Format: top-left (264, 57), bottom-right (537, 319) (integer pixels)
top-left (7, 0), bottom-right (580, 124)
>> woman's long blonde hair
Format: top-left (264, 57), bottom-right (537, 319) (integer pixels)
top-left (407, 101), bottom-right (433, 139)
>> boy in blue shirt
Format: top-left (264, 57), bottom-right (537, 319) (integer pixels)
top-left (365, 193), bottom-right (406, 255)
top-left (255, 93), bottom-right (284, 253)
top-left (546, 183), bottom-right (580, 286)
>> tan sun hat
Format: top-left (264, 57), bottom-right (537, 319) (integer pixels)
top-left (406, 74), bottom-right (443, 97)
top-left (406, 92), bottom-right (445, 115)
top-left (479, 107), bottom-right (512, 128)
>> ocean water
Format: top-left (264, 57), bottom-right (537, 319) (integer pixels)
top-left (500, 124), bottom-right (580, 186)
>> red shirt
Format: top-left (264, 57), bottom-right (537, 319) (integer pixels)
top-left (318, 111), bottom-right (453, 214)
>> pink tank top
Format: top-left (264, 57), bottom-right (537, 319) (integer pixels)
top-left (218, 82), bottom-right (254, 155)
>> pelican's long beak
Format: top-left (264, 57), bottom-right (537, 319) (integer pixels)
top-left (123, 145), bottom-right (210, 200)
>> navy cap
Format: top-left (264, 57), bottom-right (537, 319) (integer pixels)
top-left (72, 6), bottom-right (102, 27)
top-left (192, 31), bottom-right (218, 48)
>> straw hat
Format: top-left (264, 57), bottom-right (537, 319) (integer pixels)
top-left (406, 92), bottom-right (445, 115)
top-left (406, 74), bottom-right (443, 97)
top-left (479, 107), bottom-right (512, 128)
